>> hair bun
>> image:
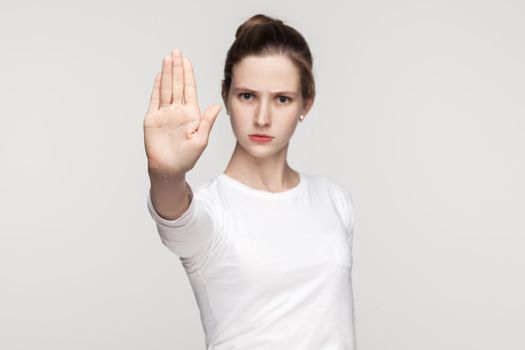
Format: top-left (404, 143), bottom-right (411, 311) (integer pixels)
top-left (223, 13), bottom-right (316, 104)
top-left (235, 14), bottom-right (284, 39)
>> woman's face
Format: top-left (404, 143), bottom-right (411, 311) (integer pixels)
top-left (225, 54), bottom-right (312, 159)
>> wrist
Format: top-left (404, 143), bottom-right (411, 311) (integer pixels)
top-left (148, 167), bottom-right (185, 181)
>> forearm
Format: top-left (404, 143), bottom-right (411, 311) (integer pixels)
top-left (148, 169), bottom-right (191, 221)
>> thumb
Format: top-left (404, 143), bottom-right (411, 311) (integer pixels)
top-left (196, 104), bottom-right (222, 141)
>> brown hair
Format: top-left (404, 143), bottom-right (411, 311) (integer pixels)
top-left (221, 14), bottom-right (315, 107)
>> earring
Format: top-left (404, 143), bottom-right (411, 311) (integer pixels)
top-left (299, 114), bottom-right (304, 122)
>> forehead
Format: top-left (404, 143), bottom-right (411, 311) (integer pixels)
top-left (231, 54), bottom-right (300, 92)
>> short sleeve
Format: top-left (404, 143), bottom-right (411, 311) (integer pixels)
top-left (147, 184), bottom-right (224, 266)
top-left (340, 186), bottom-right (355, 237)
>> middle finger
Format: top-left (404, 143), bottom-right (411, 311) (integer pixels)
top-left (172, 49), bottom-right (184, 104)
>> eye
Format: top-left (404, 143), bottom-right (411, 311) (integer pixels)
top-left (277, 96), bottom-right (291, 104)
top-left (239, 92), bottom-right (253, 101)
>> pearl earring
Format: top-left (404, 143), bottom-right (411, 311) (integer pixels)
top-left (299, 114), bottom-right (304, 122)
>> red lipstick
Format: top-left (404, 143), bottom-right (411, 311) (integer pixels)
top-left (249, 134), bottom-right (274, 143)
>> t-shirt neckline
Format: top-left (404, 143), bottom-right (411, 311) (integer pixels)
top-left (217, 171), bottom-right (306, 199)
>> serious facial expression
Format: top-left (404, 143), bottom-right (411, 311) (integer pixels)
top-left (226, 54), bottom-right (309, 159)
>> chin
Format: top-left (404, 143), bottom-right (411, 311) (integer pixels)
top-left (240, 140), bottom-right (288, 160)
top-left (248, 150), bottom-right (276, 159)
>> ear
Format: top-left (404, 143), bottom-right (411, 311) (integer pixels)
top-left (301, 97), bottom-right (314, 116)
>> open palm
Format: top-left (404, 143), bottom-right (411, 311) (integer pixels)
top-left (144, 49), bottom-right (221, 176)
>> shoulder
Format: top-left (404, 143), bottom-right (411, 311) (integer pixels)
top-left (303, 172), bottom-right (355, 233)
top-left (303, 173), bottom-right (353, 199)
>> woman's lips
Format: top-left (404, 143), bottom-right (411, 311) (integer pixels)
top-left (249, 134), bottom-right (274, 143)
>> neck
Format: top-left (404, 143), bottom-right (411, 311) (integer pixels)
top-left (223, 141), bottom-right (299, 193)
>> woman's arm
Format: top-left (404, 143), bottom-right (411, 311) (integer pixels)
top-left (148, 169), bottom-right (190, 221)
top-left (143, 49), bottom-right (223, 264)
top-left (143, 48), bottom-right (221, 220)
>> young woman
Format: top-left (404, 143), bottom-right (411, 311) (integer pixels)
top-left (144, 14), bottom-right (356, 349)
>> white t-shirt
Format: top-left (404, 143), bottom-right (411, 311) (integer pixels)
top-left (147, 171), bottom-right (356, 350)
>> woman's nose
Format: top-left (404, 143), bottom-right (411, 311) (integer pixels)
top-left (255, 101), bottom-right (271, 127)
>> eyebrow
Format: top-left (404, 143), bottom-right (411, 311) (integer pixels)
top-left (232, 87), bottom-right (298, 96)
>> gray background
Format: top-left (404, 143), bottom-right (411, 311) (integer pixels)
top-left (1, 0), bottom-right (524, 349)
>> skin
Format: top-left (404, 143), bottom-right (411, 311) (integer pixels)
top-left (222, 54), bottom-right (313, 193)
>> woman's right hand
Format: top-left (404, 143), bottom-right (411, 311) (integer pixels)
top-left (144, 48), bottom-right (222, 177)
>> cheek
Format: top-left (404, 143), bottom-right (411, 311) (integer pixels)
top-left (229, 104), bottom-right (251, 122)
top-left (229, 116), bottom-right (249, 139)
top-left (276, 112), bottom-right (300, 131)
